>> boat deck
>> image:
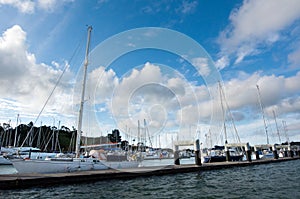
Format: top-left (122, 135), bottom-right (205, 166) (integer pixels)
top-left (0, 157), bottom-right (299, 190)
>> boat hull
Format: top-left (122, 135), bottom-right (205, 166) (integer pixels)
top-left (11, 158), bottom-right (140, 174)
top-left (11, 158), bottom-right (108, 174)
top-left (102, 160), bottom-right (140, 169)
top-left (203, 155), bottom-right (243, 163)
top-left (0, 156), bottom-right (12, 165)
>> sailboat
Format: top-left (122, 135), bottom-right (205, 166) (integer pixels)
top-left (11, 26), bottom-right (139, 174)
top-left (0, 147), bottom-right (13, 165)
top-left (253, 85), bottom-right (274, 160)
top-left (202, 82), bottom-right (243, 163)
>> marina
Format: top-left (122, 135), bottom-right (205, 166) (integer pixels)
top-left (1, 1), bottom-right (300, 198)
top-left (1, 158), bottom-right (299, 198)
top-left (0, 155), bottom-right (299, 190)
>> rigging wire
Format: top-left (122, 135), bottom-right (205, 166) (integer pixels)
top-left (20, 34), bottom-right (85, 147)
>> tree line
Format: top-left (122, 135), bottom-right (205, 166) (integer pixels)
top-left (0, 122), bottom-right (127, 152)
top-left (0, 121), bottom-right (78, 152)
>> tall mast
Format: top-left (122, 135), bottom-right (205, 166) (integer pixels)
top-left (256, 85), bottom-right (269, 144)
top-left (13, 114), bottom-right (19, 147)
top-left (137, 120), bottom-right (140, 145)
top-left (75, 26), bottom-right (92, 158)
top-left (144, 119), bottom-right (152, 148)
top-left (219, 82), bottom-right (227, 144)
top-left (272, 110), bottom-right (281, 144)
top-left (282, 120), bottom-right (289, 144)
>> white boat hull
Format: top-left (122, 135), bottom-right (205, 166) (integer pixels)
top-left (11, 158), bottom-right (108, 174)
top-left (102, 160), bottom-right (140, 170)
top-left (11, 158), bottom-right (140, 174)
top-left (0, 156), bottom-right (12, 165)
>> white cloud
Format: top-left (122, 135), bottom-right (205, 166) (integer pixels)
top-left (88, 66), bottom-right (118, 104)
top-left (85, 62), bottom-right (203, 137)
top-left (178, 0), bottom-right (198, 14)
top-left (224, 73), bottom-right (294, 108)
top-left (218, 0), bottom-right (300, 66)
top-left (0, 25), bottom-right (74, 124)
top-left (215, 56), bottom-right (229, 70)
top-left (288, 45), bottom-right (300, 69)
top-left (191, 57), bottom-right (210, 76)
top-left (83, 60), bottom-right (300, 141)
top-left (0, 0), bottom-right (35, 13)
top-left (37, 0), bottom-right (57, 12)
top-left (37, 0), bottom-right (74, 12)
top-left (0, 0), bottom-right (73, 13)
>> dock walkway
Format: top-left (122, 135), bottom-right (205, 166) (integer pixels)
top-left (1, 157), bottom-right (299, 190)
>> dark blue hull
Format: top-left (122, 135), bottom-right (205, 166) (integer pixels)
top-left (204, 155), bottom-right (243, 163)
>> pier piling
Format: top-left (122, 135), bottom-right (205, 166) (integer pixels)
top-left (194, 139), bottom-right (201, 166)
top-left (225, 146), bottom-right (230, 162)
top-left (255, 151), bottom-right (260, 160)
top-left (245, 143), bottom-right (252, 162)
top-left (272, 145), bottom-right (279, 159)
top-left (174, 145), bottom-right (180, 165)
top-left (284, 150), bottom-right (288, 157)
top-left (288, 145), bottom-right (294, 158)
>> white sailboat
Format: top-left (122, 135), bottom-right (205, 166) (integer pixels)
top-left (0, 156), bottom-right (11, 165)
top-left (202, 82), bottom-right (244, 163)
top-left (0, 147), bottom-right (12, 165)
top-left (11, 26), bottom-right (139, 174)
top-left (253, 85), bottom-right (274, 160)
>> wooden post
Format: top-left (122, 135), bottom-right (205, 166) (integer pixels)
top-left (288, 145), bottom-right (293, 158)
top-left (225, 145), bottom-right (230, 162)
top-left (194, 139), bottom-right (201, 166)
top-left (255, 151), bottom-right (260, 160)
top-left (29, 149), bottom-right (32, 159)
top-left (284, 149), bottom-right (288, 157)
top-left (254, 146), bottom-right (260, 160)
top-left (272, 145), bottom-right (278, 159)
top-left (174, 145), bottom-right (180, 165)
top-left (245, 143), bottom-right (252, 162)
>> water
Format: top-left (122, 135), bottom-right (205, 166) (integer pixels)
top-left (1, 160), bottom-right (299, 198)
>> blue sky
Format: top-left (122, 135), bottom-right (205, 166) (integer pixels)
top-left (0, 0), bottom-right (300, 148)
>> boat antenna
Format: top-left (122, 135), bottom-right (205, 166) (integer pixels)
top-left (75, 26), bottom-right (92, 158)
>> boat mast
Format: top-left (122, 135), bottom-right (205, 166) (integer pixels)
top-left (272, 110), bottom-right (281, 144)
top-left (75, 26), bottom-right (92, 158)
top-left (13, 114), bottom-right (19, 147)
top-left (144, 119), bottom-right (153, 148)
top-left (256, 85), bottom-right (269, 144)
top-left (282, 120), bottom-right (289, 144)
top-left (219, 82), bottom-right (228, 144)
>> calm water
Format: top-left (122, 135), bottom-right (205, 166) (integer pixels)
top-left (1, 159), bottom-right (299, 199)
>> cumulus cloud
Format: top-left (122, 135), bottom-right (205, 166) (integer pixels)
top-left (80, 58), bottom-right (300, 142)
top-left (109, 63), bottom-right (179, 134)
top-left (288, 45), bottom-right (300, 69)
top-left (1, 23), bottom-right (298, 143)
top-left (82, 62), bottom-right (204, 138)
top-left (221, 72), bottom-right (300, 118)
top-left (0, 25), bottom-right (74, 123)
top-left (0, 0), bottom-right (35, 13)
top-left (191, 57), bottom-right (210, 76)
top-left (0, 0), bottom-right (73, 13)
top-left (37, 0), bottom-right (57, 12)
top-left (218, 0), bottom-right (300, 66)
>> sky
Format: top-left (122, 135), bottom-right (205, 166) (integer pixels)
top-left (0, 0), bottom-right (300, 149)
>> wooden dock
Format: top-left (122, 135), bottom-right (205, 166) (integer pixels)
top-left (0, 157), bottom-right (299, 190)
